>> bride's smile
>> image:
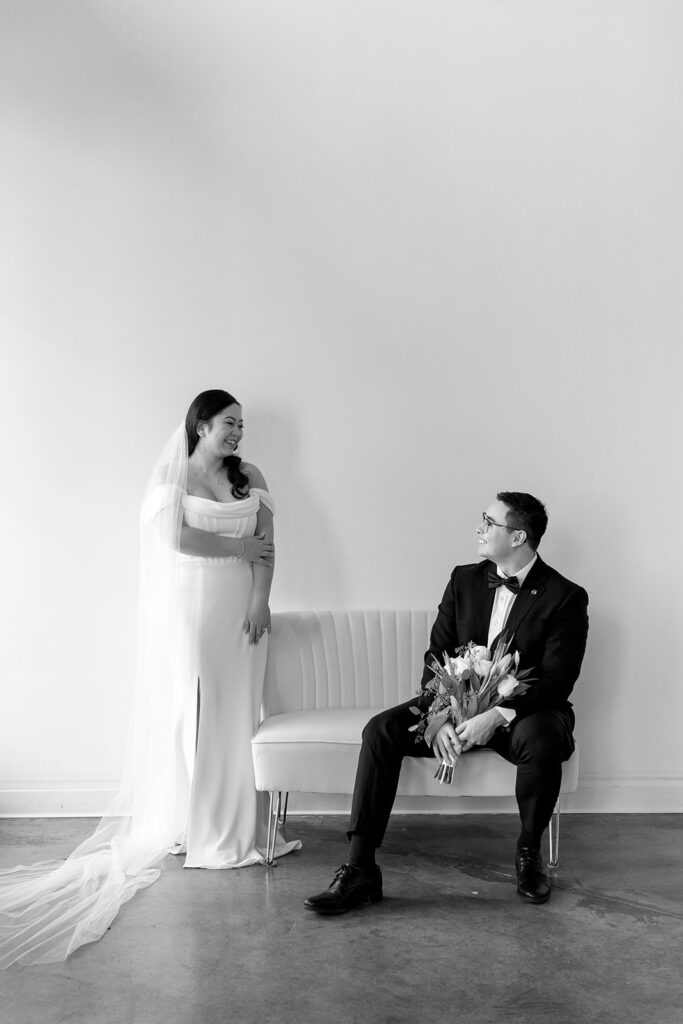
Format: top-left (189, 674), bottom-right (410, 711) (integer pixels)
top-left (201, 403), bottom-right (244, 459)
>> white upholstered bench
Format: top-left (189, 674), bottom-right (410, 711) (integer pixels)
top-left (252, 610), bottom-right (579, 866)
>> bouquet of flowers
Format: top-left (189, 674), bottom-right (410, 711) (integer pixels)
top-left (409, 632), bottom-right (535, 784)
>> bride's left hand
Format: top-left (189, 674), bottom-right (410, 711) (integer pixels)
top-left (244, 601), bottom-right (271, 645)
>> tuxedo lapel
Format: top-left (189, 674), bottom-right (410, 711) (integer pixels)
top-left (474, 562), bottom-right (496, 646)
top-left (498, 557), bottom-right (548, 644)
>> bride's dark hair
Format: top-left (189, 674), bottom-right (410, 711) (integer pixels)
top-left (185, 389), bottom-right (250, 499)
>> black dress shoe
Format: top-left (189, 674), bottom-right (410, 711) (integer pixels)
top-left (304, 864), bottom-right (383, 915)
top-left (515, 847), bottom-right (551, 904)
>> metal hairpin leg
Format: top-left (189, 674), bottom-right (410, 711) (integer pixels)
top-left (279, 792), bottom-right (289, 828)
top-left (548, 797), bottom-right (561, 868)
top-left (265, 791), bottom-right (282, 866)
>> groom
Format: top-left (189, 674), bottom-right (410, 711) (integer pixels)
top-left (305, 492), bottom-right (589, 913)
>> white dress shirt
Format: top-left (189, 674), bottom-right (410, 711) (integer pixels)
top-left (488, 554), bottom-right (537, 725)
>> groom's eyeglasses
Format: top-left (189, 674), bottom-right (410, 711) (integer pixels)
top-left (480, 513), bottom-right (516, 533)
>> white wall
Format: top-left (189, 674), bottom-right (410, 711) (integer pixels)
top-left (1, 1), bottom-right (681, 814)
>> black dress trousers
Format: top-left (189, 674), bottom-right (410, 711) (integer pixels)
top-left (347, 698), bottom-right (575, 848)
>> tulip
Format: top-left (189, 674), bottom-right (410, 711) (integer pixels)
top-left (497, 675), bottom-right (518, 698)
top-left (496, 653), bottom-right (513, 676)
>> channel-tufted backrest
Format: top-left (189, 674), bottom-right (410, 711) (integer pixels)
top-left (262, 609), bottom-right (436, 717)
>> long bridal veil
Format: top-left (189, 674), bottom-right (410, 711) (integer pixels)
top-left (0, 423), bottom-right (192, 967)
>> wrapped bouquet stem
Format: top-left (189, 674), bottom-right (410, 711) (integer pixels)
top-left (409, 632), bottom-right (534, 784)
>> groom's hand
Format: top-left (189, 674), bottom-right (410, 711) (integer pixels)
top-left (433, 722), bottom-right (463, 763)
top-left (456, 710), bottom-right (500, 751)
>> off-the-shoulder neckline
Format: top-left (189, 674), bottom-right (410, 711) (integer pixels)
top-left (182, 491), bottom-right (258, 507)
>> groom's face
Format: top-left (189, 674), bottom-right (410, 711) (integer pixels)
top-left (476, 500), bottom-right (515, 564)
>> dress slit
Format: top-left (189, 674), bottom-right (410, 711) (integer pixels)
top-left (195, 677), bottom-right (201, 753)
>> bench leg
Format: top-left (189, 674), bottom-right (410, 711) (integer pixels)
top-left (265, 791), bottom-right (282, 867)
top-left (548, 796), bottom-right (561, 868)
top-left (279, 792), bottom-right (289, 828)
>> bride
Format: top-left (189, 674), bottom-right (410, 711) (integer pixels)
top-left (0, 389), bottom-right (299, 967)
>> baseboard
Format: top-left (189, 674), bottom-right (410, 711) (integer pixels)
top-left (2, 774), bottom-right (682, 817)
top-left (0, 782), bottom-right (119, 817)
top-left (561, 775), bottom-right (683, 813)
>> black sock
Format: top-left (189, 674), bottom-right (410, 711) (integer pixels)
top-left (517, 831), bottom-right (540, 852)
top-left (348, 833), bottom-right (376, 870)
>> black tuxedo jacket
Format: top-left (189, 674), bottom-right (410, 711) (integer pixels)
top-left (420, 556), bottom-right (589, 720)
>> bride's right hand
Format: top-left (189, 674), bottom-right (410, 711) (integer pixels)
top-left (242, 532), bottom-right (275, 566)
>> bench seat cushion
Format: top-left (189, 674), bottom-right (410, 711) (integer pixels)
top-left (251, 708), bottom-right (579, 798)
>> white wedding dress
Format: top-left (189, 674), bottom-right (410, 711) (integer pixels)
top-left (0, 424), bottom-right (299, 967)
top-left (171, 490), bottom-right (300, 867)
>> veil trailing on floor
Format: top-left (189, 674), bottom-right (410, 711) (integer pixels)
top-left (0, 423), bottom-right (193, 967)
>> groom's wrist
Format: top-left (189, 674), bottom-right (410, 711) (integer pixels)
top-left (495, 706), bottom-right (516, 727)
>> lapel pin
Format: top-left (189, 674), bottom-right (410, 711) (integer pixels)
top-left (531, 589), bottom-right (538, 596)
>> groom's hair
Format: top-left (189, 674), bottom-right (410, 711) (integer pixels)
top-left (497, 492), bottom-right (548, 551)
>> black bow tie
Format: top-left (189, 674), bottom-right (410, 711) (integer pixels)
top-left (488, 572), bottom-right (520, 593)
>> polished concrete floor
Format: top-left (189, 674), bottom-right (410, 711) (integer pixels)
top-left (1, 814), bottom-right (681, 1024)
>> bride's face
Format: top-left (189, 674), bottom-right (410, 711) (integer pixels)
top-left (202, 403), bottom-right (244, 457)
